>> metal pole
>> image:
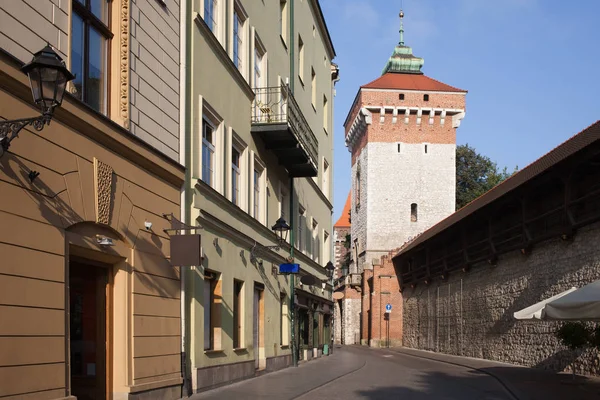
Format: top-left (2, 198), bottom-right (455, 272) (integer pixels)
top-left (289, 178), bottom-right (297, 367)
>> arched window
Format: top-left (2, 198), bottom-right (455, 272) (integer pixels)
top-left (411, 203), bottom-right (418, 222)
top-left (355, 163), bottom-right (361, 209)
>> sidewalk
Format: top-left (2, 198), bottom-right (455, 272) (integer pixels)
top-left (391, 347), bottom-right (600, 400)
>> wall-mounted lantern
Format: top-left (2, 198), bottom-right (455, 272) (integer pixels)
top-left (0, 45), bottom-right (74, 159)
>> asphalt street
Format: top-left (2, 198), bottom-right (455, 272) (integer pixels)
top-left (191, 346), bottom-right (514, 400)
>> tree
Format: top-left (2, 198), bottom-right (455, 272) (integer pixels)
top-left (456, 144), bottom-right (517, 210)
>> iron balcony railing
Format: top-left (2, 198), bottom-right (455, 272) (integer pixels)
top-left (252, 85), bottom-right (319, 166)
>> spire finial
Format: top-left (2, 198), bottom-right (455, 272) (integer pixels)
top-left (399, 9), bottom-right (405, 46)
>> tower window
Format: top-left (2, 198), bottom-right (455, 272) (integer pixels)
top-left (399, 93), bottom-right (405, 100)
top-left (397, 143), bottom-right (401, 153)
top-left (411, 203), bottom-right (418, 222)
top-left (424, 144), bottom-right (428, 154)
top-left (423, 94), bottom-right (429, 101)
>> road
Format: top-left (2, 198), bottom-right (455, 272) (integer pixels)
top-left (191, 346), bottom-right (514, 400)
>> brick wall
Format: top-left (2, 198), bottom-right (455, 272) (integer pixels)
top-left (403, 221), bottom-right (600, 376)
top-left (361, 253), bottom-right (403, 347)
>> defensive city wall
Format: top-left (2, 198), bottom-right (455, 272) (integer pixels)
top-left (388, 121), bottom-right (600, 376)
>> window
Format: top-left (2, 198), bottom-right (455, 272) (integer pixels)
top-left (204, 272), bottom-right (220, 350)
top-left (233, 280), bottom-right (244, 349)
top-left (397, 143), bottom-right (401, 153)
top-left (232, 146), bottom-right (241, 206)
top-left (204, 0), bottom-right (218, 33)
top-left (399, 93), bottom-right (405, 100)
top-left (280, 293), bottom-right (289, 346)
top-left (324, 231), bottom-right (330, 266)
top-left (311, 68), bottom-right (316, 108)
top-left (279, 183), bottom-right (289, 220)
top-left (202, 119), bottom-right (215, 186)
top-left (253, 162), bottom-right (264, 221)
top-left (322, 159), bottom-right (330, 198)
top-left (323, 95), bottom-right (329, 133)
top-left (254, 36), bottom-right (266, 88)
top-left (71, 0), bottom-right (112, 114)
top-left (411, 203), bottom-right (418, 222)
top-left (233, 6), bottom-right (245, 73)
top-left (298, 35), bottom-right (304, 83)
top-left (355, 163), bottom-right (361, 209)
top-left (424, 94), bottom-right (430, 101)
top-left (312, 219), bottom-right (320, 263)
top-left (279, 1), bottom-right (288, 44)
top-left (424, 144), bottom-right (428, 154)
top-left (298, 205), bottom-right (306, 251)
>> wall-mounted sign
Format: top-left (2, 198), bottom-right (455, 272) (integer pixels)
top-left (385, 303), bottom-right (392, 313)
top-left (279, 263), bottom-right (300, 274)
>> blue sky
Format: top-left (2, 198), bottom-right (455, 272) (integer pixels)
top-left (320, 0), bottom-right (600, 221)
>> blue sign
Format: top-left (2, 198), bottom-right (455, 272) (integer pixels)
top-left (279, 263), bottom-right (300, 274)
top-left (385, 303), bottom-right (392, 313)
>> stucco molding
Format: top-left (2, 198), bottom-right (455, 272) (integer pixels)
top-left (345, 107), bottom-right (372, 152)
top-left (119, 0), bottom-right (130, 128)
top-left (94, 158), bottom-right (114, 225)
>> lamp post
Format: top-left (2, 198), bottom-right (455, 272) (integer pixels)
top-left (0, 45), bottom-right (74, 159)
top-left (325, 261), bottom-right (335, 354)
top-left (271, 217), bottom-right (298, 366)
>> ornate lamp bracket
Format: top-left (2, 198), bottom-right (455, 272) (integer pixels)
top-left (0, 114), bottom-right (51, 158)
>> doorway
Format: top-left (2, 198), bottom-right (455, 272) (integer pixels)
top-left (69, 261), bottom-right (109, 400)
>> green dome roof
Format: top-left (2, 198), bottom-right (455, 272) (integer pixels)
top-left (381, 10), bottom-right (424, 75)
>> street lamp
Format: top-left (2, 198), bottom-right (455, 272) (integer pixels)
top-left (271, 217), bottom-right (291, 245)
top-left (0, 45), bottom-right (74, 158)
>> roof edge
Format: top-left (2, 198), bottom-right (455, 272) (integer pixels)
top-left (310, 0), bottom-right (336, 59)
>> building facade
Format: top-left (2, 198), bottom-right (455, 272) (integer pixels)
top-left (340, 11), bottom-right (466, 347)
top-left (0, 0), bottom-right (184, 399)
top-left (184, 0), bottom-right (338, 393)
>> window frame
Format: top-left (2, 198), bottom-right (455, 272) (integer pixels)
top-left (203, 272), bottom-right (220, 351)
top-left (231, 145), bottom-right (241, 206)
top-left (298, 35), bottom-right (304, 84)
top-left (311, 67), bottom-right (316, 109)
top-left (71, 0), bottom-right (113, 115)
top-left (233, 280), bottom-right (244, 349)
top-left (232, 1), bottom-right (247, 77)
top-left (202, 118), bottom-right (216, 187)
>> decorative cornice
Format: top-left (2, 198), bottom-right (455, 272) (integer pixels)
top-left (345, 107), bottom-right (372, 152)
top-left (194, 13), bottom-right (255, 100)
top-left (119, 0), bottom-right (130, 128)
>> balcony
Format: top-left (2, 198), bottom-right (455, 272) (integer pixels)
top-left (251, 85), bottom-right (319, 178)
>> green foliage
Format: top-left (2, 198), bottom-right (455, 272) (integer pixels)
top-left (455, 144), bottom-right (517, 210)
top-left (555, 322), bottom-right (592, 350)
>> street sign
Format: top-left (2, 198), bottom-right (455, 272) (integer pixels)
top-left (279, 263), bottom-right (300, 274)
top-left (385, 303), bottom-right (392, 313)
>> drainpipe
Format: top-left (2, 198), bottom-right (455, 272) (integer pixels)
top-left (288, 0), bottom-right (298, 368)
top-left (179, 0), bottom-right (192, 395)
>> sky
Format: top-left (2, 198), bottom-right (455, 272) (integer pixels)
top-left (319, 0), bottom-right (600, 222)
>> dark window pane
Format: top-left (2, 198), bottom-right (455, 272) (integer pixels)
top-left (87, 26), bottom-right (107, 113)
top-left (91, 0), bottom-right (108, 24)
top-left (70, 13), bottom-right (85, 102)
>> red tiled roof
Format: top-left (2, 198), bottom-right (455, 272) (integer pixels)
top-left (334, 192), bottom-right (352, 228)
top-left (362, 73), bottom-right (466, 92)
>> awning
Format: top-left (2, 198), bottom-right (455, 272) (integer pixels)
top-left (513, 287), bottom-right (577, 320)
top-left (544, 280), bottom-right (600, 321)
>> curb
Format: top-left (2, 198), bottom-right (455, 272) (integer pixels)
top-left (388, 348), bottom-right (523, 400)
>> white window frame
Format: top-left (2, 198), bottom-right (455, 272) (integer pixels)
top-left (322, 158), bottom-right (330, 199)
top-left (298, 205), bottom-right (306, 252)
top-left (203, 0), bottom-right (224, 43)
top-left (312, 219), bottom-right (319, 263)
top-left (202, 119), bottom-right (216, 187)
top-left (323, 94), bottom-right (329, 134)
top-left (311, 67), bottom-right (316, 108)
top-left (279, 0), bottom-right (288, 45)
top-left (298, 35), bottom-right (304, 84)
top-left (232, 1), bottom-right (248, 78)
top-left (252, 157), bottom-right (266, 224)
top-left (201, 103), bottom-right (223, 192)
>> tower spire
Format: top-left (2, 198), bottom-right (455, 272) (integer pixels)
top-left (399, 9), bottom-right (405, 46)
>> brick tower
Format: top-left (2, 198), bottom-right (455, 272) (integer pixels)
top-left (342, 10), bottom-right (467, 346)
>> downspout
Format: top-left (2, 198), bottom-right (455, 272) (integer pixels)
top-left (288, 0), bottom-right (297, 367)
top-left (179, 0), bottom-right (192, 395)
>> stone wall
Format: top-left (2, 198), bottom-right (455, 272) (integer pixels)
top-left (402, 221), bottom-right (600, 376)
top-left (340, 294), bottom-right (361, 345)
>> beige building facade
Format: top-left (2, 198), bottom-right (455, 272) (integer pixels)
top-left (0, 1), bottom-right (184, 399)
top-left (184, 0), bottom-right (338, 392)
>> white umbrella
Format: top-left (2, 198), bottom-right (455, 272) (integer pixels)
top-left (513, 287), bottom-right (577, 320)
top-left (543, 280), bottom-right (600, 321)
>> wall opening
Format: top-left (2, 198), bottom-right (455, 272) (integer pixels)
top-left (411, 203), bottom-right (418, 222)
top-left (399, 93), bottom-right (405, 100)
top-left (424, 144), bottom-right (428, 154)
top-left (423, 94), bottom-right (429, 101)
